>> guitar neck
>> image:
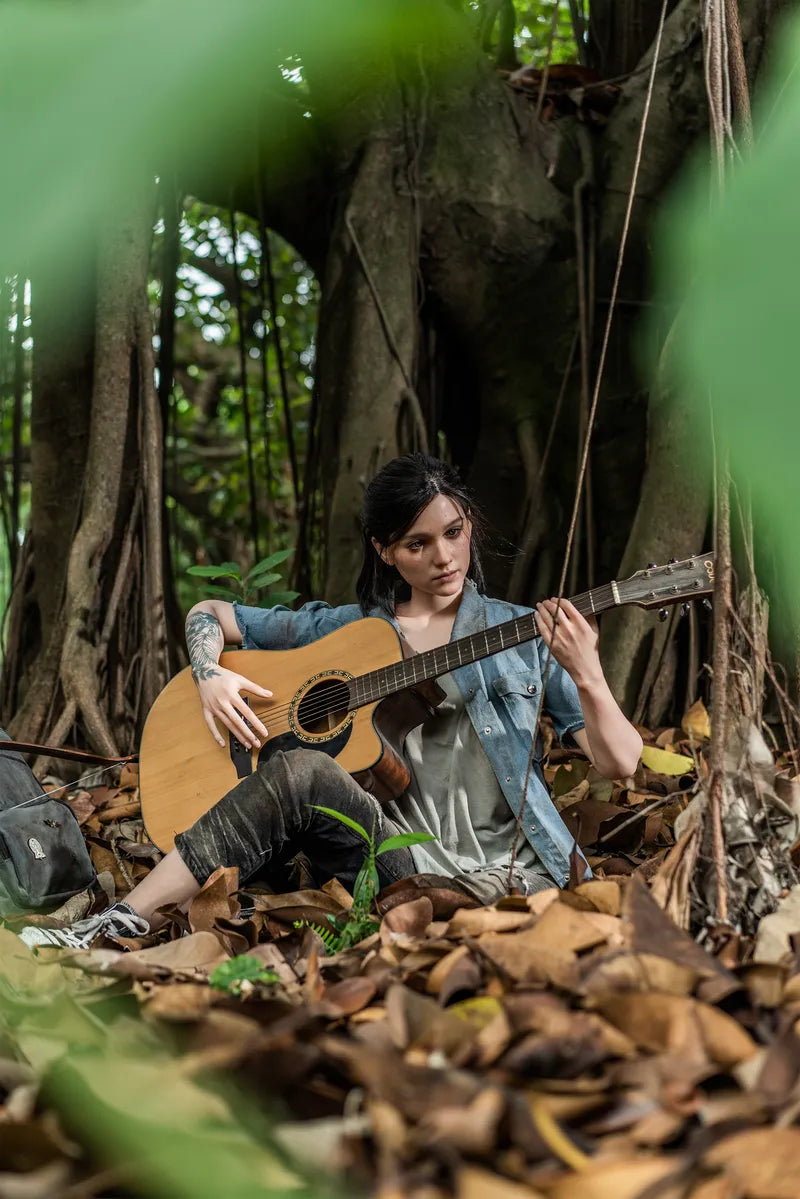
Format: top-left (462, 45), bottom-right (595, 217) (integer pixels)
top-left (350, 582), bottom-right (618, 708)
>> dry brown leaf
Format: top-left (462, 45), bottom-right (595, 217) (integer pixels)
top-left (319, 976), bottom-right (376, 1016)
top-left (118, 762), bottom-right (139, 790)
top-left (321, 877), bottom-right (353, 908)
top-left (682, 699), bottom-right (711, 741)
top-left (753, 884), bottom-right (800, 964)
top-left (381, 897), bottom-right (433, 944)
top-left (704, 1127), bottom-right (800, 1198)
top-left (421, 1086), bottom-right (505, 1154)
top-left (447, 908), bottom-right (533, 936)
top-left (458, 1166), bottom-right (546, 1199)
top-left (143, 983), bottom-right (213, 1022)
top-left (124, 931), bottom-right (229, 974)
top-left (187, 865), bottom-right (241, 933)
top-left (648, 827), bottom-right (700, 930)
top-left (573, 881), bottom-right (621, 916)
top-left (738, 962), bottom-right (786, 1008)
top-left (524, 901), bottom-right (622, 954)
top-left (385, 984), bottom-right (476, 1058)
top-left (547, 1155), bottom-right (683, 1199)
top-left (426, 946), bottom-right (483, 1005)
top-left (625, 876), bottom-right (736, 993)
top-left (595, 992), bottom-right (757, 1067)
top-left (686, 1179), bottom-right (737, 1199)
top-left (582, 952), bottom-right (699, 998)
top-left (478, 933), bottom-right (579, 988)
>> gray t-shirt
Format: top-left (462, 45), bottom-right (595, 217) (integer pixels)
top-left (384, 673), bottom-right (544, 886)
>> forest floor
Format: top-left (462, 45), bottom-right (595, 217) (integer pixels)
top-left (3, 706), bottom-right (800, 1199)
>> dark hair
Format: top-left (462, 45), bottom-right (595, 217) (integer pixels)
top-left (356, 453), bottom-right (487, 615)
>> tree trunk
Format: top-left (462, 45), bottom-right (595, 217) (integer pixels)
top-left (1, 233), bottom-right (96, 738)
top-left (599, 319), bottom-right (712, 722)
top-left (3, 182), bottom-right (170, 755)
top-left (315, 134), bottom-right (421, 601)
top-left (305, 0), bottom-right (778, 722)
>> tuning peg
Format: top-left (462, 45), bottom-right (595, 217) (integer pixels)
top-left (648, 563), bottom-right (658, 570)
top-left (680, 602), bottom-right (691, 617)
top-left (658, 608), bottom-right (669, 622)
top-left (669, 557), bottom-right (679, 565)
top-left (702, 598), bottom-right (713, 611)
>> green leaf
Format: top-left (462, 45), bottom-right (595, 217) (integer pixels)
top-left (198, 583), bottom-right (243, 603)
top-left (261, 590), bottom-right (300, 608)
top-left (209, 955), bottom-right (278, 994)
top-left (244, 548), bottom-right (293, 580)
top-left (309, 804), bottom-right (371, 844)
top-left (186, 562), bottom-right (242, 580)
top-left (245, 571), bottom-right (282, 590)
top-left (376, 831), bottom-right (437, 855)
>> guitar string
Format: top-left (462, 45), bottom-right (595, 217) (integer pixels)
top-left (220, 579), bottom-right (703, 738)
top-left (235, 614), bottom-right (545, 730)
top-left (228, 578), bottom-right (701, 733)
top-left (229, 585), bottom-right (605, 731)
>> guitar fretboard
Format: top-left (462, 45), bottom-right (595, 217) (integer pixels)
top-left (348, 582), bottom-right (616, 709)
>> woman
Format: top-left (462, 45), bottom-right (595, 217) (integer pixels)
top-left (20, 454), bottom-right (641, 949)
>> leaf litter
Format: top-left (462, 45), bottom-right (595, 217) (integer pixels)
top-left (3, 702), bottom-right (800, 1198)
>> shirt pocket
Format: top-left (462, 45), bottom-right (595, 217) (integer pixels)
top-left (491, 671), bottom-right (544, 751)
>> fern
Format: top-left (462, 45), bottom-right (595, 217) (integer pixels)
top-left (293, 917), bottom-right (344, 953)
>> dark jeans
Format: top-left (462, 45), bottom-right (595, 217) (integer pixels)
top-left (174, 749), bottom-right (415, 892)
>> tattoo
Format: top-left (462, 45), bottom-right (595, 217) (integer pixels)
top-left (186, 611), bottom-right (224, 682)
top-left (191, 664), bottom-right (221, 683)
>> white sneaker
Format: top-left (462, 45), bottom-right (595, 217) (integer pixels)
top-left (18, 902), bottom-right (150, 950)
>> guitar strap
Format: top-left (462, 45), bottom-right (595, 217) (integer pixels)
top-left (0, 740), bottom-right (138, 767)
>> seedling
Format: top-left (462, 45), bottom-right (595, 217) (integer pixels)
top-left (294, 806), bottom-right (436, 953)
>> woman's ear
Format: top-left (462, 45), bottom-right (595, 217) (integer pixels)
top-left (371, 536), bottom-right (394, 566)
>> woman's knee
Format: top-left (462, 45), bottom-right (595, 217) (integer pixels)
top-left (260, 747), bottom-right (349, 792)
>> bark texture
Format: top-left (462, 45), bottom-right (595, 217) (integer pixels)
top-left (2, 184), bottom-right (170, 753)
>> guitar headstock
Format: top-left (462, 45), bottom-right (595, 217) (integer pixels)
top-left (615, 553), bottom-right (715, 610)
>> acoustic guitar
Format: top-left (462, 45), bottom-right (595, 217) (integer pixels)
top-left (139, 553), bottom-right (715, 851)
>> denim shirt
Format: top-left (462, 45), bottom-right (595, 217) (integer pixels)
top-left (233, 580), bottom-right (587, 886)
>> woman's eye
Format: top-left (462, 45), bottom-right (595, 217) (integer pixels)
top-left (446, 526), bottom-right (462, 538)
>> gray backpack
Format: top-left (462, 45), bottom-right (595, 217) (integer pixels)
top-left (0, 731), bottom-right (96, 915)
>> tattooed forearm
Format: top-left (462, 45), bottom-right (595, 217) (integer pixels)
top-left (186, 611), bottom-right (224, 682)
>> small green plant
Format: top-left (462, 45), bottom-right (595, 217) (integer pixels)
top-left (294, 806), bottom-right (436, 953)
top-left (187, 548), bottom-right (299, 607)
top-left (209, 955), bottom-right (279, 995)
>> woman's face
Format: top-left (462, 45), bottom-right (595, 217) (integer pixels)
top-left (375, 494), bottom-right (472, 602)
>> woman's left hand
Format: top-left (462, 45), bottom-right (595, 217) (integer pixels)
top-left (535, 598), bottom-right (601, 687)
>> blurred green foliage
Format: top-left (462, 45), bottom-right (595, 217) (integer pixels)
top-left (0, 928), bottom-right (319, 1198)
top-left (0, 0), bottom-right (578, 638)
top-left (655, 14), bottom-right (800, 629)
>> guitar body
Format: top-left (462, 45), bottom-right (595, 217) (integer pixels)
top-left (139, 617), bottom-right (414, 852)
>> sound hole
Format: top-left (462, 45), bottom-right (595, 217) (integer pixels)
top-left (296, 678), bottom-right (351, 736)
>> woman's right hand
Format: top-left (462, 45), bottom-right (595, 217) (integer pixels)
top-left (193, 666), bottom-right (272, 748)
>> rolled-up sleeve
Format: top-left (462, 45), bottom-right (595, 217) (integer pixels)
top-left (233, 600), bottom-right (362, 651)
top-left (540, 650), bottom-right (586, 744)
